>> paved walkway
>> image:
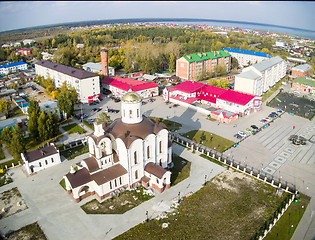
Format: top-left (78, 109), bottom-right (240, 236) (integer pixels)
top-left (0, 144), bottom-right (13, 164)
top-left (0, 143), bottom-right (225, 240)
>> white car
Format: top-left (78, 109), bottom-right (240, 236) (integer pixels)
top-left (264, 117), bottom-right (272, 122)
top-left (238, 131), bottom-right (247, 138)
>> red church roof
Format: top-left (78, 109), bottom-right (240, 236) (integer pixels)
top-left (102, 77), bottom-right (158, 92)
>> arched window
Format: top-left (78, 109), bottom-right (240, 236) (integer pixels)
top-left (147, 146), bottom-right (150, 159)
top-left (137, 109), bottom-right (139, 118)
top-left (159, 159), bottom-right (162, 166)
top-left (159, 141), bottom-right (162, 153)
top-left (129, 110), bottom-right (132, 118)
top-left (135, 170), bottom-right (138, 179)
top-left (134, 151), bottom-right (137, 164)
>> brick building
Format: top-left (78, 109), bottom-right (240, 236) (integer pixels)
top-left (291, 64), bottom-right (313, 78)
top-left (176, 50), bottom-right (231, 81)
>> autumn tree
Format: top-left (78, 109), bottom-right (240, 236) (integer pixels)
top-left (57, 82), bottom-right (78, 118)
top-left (169, 53), bottom-right (176, 73)
top-left (0, 98), bottom-right (9, 117)
top-left (10, 126), bottom-right (25, 160)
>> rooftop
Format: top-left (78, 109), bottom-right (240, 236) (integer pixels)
top-left (102, 77), bottom-right (158, 92)
top-left (237, 70), bottom-right (261, 80)
top-left (222, 48), bottom-right (272, 58)
top-left (293, 77), bottom-right (315, 88)
top-left (0, 61), bottom-right (27, 69)
top-left (23, 145), bottom-right (58, 163)
top-left (251, 56), bottom-right (284, 72)
top-left (35, 60), bottom-right (98, 79)
top-left (291, 64), bottom-right (312, 73)
top-left (183, 50), bottom-right (231, 63)
top-left (170, 81), bottom-right (204, 93)
top-left (219, 90), bottom-right (256, 106)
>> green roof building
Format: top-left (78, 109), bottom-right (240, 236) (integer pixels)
top-left (176, 50), bottom-right (231, 81)
top-left (292, 77), bottom-right (315, 95)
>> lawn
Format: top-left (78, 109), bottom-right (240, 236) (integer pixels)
top-left (0, 159), bottom-right (20, 169)
top-left (8, 101), bottom-right (24, 118)
top-left (264, 193), bottom-right (311, 240)
top-left (62, 123), bottom-right (87, 134)
top-left (171, 155), bottom-right (191, 186)
top-left (184, 130), bottom-right (235, 152)
top-left (60, 118), bottom-right (73, 125)
top-left (115, 169), bottom-right (290, 240)
top-left (5, 222), bottom-right (47, 240)
top-left (25, 133), bottom-right (63, 151)
top-left (148, 117), bottom-right (182, 131)
top-left (60, 144), bottom-right (89, 160)
top-left (59, 178), bottom-right (66, 190)
top-left (82, 120), bottom-right (94, 130)
top-left (81, 186), bottom-right (154, 214)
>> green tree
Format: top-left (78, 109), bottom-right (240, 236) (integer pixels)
top-left (57, 82), bottom-right (78, 118)
top-left (169, 53), bottom-right (175, 73)
top-left (96, 112), bottom-right (111, 124)
top-left (28, 111), bottom-right (39, 139)
top-left (46, 110), bottom-right (54, 139)
top-left (10, 126), bottom-right (25, 160)
top-left (1, 126), bottom-right (12, 146)
top-left (0, 98), bottom-right (9, 117)
top-left (52, 109), bottom-right (60, 136)
top-left (38, 110), bottom-right (48, 140)
top-left (231, 57), bottom-right (239, 69)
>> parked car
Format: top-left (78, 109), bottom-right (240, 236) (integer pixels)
top-left (269, 113), bottom-right (278, 118)
top-left (234, 134), bottom-right (243, 139)
top-left (173, 104), bottom-right (179, 107)
top-left (38, 91), bottom-right (43, 94)
top-left (259, 119), bottom-right (267, 124)
top-left (238, 131), bottom-right (247, 138)
top-left (251, 125), bottom-right (259, 130)
top-left (114, 98), bottom-right (121, 103)
top-left (277, 109), bottom-right (284, 114)
top-left (244, 128), bottom-right (252, 134)
top-left (89, 101), bottom-right (97, 105)
top-left (264, 117), bottom-right (272, 122)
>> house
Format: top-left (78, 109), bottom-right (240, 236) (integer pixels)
top-left (39, 100), bottom-right (61, 118)
top-left (0, 118), bottom-right (22, 133)
top-left (102, 77), bottom-right (159, 99)
top-left (275, 41), bottom-right (286, 47)
top-left (23, 39), bottom-right (35, 45)
top-left (292, 77), bottom-right (315, 95)
top-left (0, 61), bottom-right (28, 75)
top-left (15, 48), bottom-right (31, 56)
top-left (143, 74), bottom-right (157, 81)
top-left (82, 62), bottom-right (115, 77)
top-left (176, 50), bottom-right (231, 81)
top-left (290, 64), bottom-right (313, 79)
top-left (222, 47), bottom-right (272, 68)
top-left (234, 56), bottom-right (287, 96)
top-left (21, 143), bottom-right (61, 175)
top-left (63, 91), bottom-right (172, 202)
top-left (41, 52), bottom-right (53, 60)
top-left (35, 60), bottom-right (100, 103)
top-left (163, 81), bottom-right (261, 122)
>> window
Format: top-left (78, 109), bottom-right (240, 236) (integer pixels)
top-left (156, 179), bottom-right (159, 184)
top-left (135, 170), bottom-right (138, 179)
top-left (159, 159), bottom-right (162, 166)
top-left (119, 177), bottom-right (122, 185)
top-left (134, 151), bottom-right (137, 164)
top-left (51, 158), bottom-right (54, 163)
top-left (39, 162), bottom-right (42, 167)
top-left (159, 141), bottom-right (162, 153)
top-left (147, 146), bottom-right (150, 158)
top-left (114, 179), bottom-right (117, 187)
top-left (137, 109), bottom-right (139, 118)
top-left (110, 181), bottom-right (112, 189)
top-left (129, 110), bottom-right (132, 118)
top-left (45, 160), bottom-right (48, 165)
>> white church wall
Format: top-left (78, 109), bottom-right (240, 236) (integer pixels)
top-left (155, 129), bottom-right (169, 168)
top-left (143, 134), bottom-right (156, 165)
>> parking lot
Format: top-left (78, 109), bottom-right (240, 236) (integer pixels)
top-left (268, 92), bottom-right (315, 120)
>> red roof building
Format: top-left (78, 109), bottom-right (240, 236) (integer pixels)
top-left (102, 77), bottom-right (159, 99)
top-left (15, 48), bottom-right (31, 56)
top-left (163, 80), bottom-right (262, 121)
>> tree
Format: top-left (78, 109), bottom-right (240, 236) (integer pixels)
top-left (46, 110), bottom-right (54, 139)
top-left (231, 57), bottom-right (239, 69)
top-left (0, 98), bottom-right (9, 117)
top-left (1, 126), bottom-right (12, 146)
top-left (8, 82), bottom-right (17, 90)
top-left (28, 111), bottom-right (39, 139)
top-left (38, 110), bottom-right (48, 140)
top-left (96, 112), bottom-right (111, 124)
top-left (169, 53), bottom-right (175, 73)
top-left (52, 109), bottom-right (60, 136)
top-left (261, 48), bottom-right (271, 55)
top-left (10, 126), bottom-right (25, 160)
top-left (57, 82), bottom-right (78, 118)
top-left (217, 78), bottom-right (229, 89)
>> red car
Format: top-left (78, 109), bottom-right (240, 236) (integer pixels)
top-left (38, 91), bottom-right (43, 94)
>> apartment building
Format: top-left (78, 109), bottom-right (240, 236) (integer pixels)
top-left (222, 47), bottom-right (271, 68)
top-left (291, 64), bottom-right (312, 78)
top-left (234, 56), bottom-right (286, 96)
top-left (35, 60), bottom-right (100, 103)
top-left (0, 61), bottom-right (28, 75)
top-left (176, 50), bottom-right (231, 81)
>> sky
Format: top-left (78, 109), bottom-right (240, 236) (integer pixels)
top-left (0, 1), bottom-right (314, 33)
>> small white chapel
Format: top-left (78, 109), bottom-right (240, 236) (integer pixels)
top-left (64, 91), bottom-right (172, 202)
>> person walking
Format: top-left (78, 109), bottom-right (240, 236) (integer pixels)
top-left (293, 126), bottom-right (295, 129)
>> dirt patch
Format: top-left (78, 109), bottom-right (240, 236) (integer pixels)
top-left (0, 187), bottom-right (28, 220)
top-left (6, 222), bottom-right (47, 240)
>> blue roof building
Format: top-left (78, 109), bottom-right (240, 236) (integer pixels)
top-left (222, 48), bottom-right (272, 68)
top-left (0, 61), bottom-right (28, 75)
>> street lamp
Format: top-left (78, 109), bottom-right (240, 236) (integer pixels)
top-left (204, 174), bottom-right (207, 185)
top-left (146, 210), bottom-right (149, 222)
top-left (178, 192), bottom-right (181, 203)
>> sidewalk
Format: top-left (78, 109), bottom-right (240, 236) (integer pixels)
top-left (0, 144), bottom-right (13, 163)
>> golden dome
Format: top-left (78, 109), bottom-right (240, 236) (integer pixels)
top-left (121, 91), bottom-right (141, 102)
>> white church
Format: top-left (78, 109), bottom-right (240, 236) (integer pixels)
top-left (64, 91), bottom-right (172, 202)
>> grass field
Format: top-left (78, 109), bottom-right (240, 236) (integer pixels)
top-left (264, 193), bottom-right (311, 240)
top-left (184, 130), bottom-right (235, 152)
top-left (5, 222), bottom-right (47, 240)
top-left (115, 169), bottom-right (290, 240)
top-left (148, 117), bottom-right (182, 131)
top-left (171, 155), bottom-right (191, 186)
top-left (81, 186), bottom-right (153, 214)
top-left (0, 144), bottom-right (5, 160)
top-left (60, 144), bottom-right (88, 160)
top-left (82, 120), bottom-right (94, 130)
top-left (62, 123), bottom-right (87, 134)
